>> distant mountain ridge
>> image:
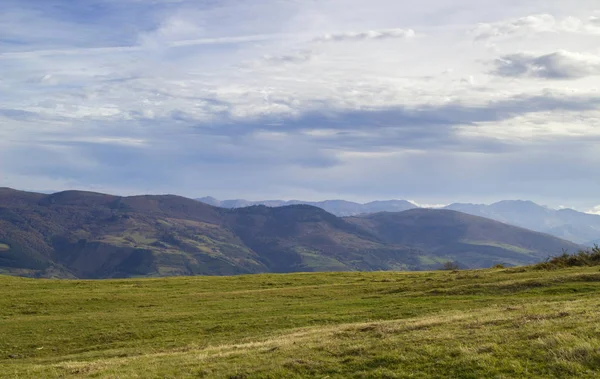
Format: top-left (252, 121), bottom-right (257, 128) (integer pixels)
top-left (349, 209), bottom-right (580, 268)
top-left (197, 197), bottom-right (418, 216)
top-left (0, 188), bottom-right (582, 278)
top-left (199, 197), bottom-right (600, 245)
top-left (444, 201), bottom-right (600, 245)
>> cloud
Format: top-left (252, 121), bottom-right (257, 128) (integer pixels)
top-left (409, 201), bottom-right (448, 209)
top-left (473, 14), bottom-right (600, 41)
top-left (261, 51), bottom-right (314, 64)
top-left (0, 35), bottom-right (285, 60)
top-left (474, 14), bottom-right (556, 40)
top-left (2, 0), bottom-right (600, 209)
top-left (491, 50), bottom-right (600, 79)
top-left (313, 28), bottom-right (415, 42)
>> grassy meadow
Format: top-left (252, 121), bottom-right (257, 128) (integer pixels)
top-left (1, 266), bottom-right (600, 378)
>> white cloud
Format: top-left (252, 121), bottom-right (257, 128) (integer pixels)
top-left (587, 206), bottom-right (600, 215)
top-left (408, 200), bottom-right (448, 208)
top-left (474, 14), bottom-right (557, 40)
top-left (473, 14), bottom-right (600, 41)
top-left (313, 28), bottom-right (415, 42)
top-left (491, 50), bottom-right (600, 79)
top-left (2, 0), bottom-right (600, 208)
top-left (261, 51), bottom-right (314, 64)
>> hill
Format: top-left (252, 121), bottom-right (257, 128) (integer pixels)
top-left (0, 188), bottom-right (582, 278)
top-left (445, 200), bottom-right (600, 244)
top-left (0, 188), bottom-right (257, 279)
top-left (1, 266), bottom-right (600, 377)
top-left (347, 209), bottom-right (583, 268)
top-left (0, 188), bottom-right (428, 278)
top-left (199, 197), bottom-right (600, 244)
top-left (222, 205), bottom-right (426, 273)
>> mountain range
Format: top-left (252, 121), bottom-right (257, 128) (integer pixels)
top-left (198, 197), bottom-right (600, 245)
top-left (0, 188), bottom-right (582, 279)
top-left (197, 197), bottom-right (418, 216)
top-left (445, 201), bottom-right (600, 245)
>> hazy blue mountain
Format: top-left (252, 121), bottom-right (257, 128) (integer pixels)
top-left (444, 201), bottom-right (600, 245)
top-left (196, 196), bottom-right (221, 206)
top-left (196, 198), bottom-right (418, 217)
top-left (197, 197), bottom-right (257, 208)
top-left (585, 238), bottom-right (600, 247)
top-left (362, 200), bottom-right (419, 213)
top-left (199, 197), bottom-right (600, 245)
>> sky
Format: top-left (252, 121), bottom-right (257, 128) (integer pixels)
top-left (1, 0), bottom-right (600, 213)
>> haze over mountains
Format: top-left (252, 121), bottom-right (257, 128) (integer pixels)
top-left (445, 201), bottom-right (600, 246)
top-left (197, 197), bottom-right (418, 216)
top-left (199, 197), bottom-right (600, 245)
top-left (0, 188), bottom-right (582, 279)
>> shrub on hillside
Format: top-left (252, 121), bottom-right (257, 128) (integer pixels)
top-left (536, 245), bottom-right (600, 270)
top-left (442, 261), bottom-right (460, 271)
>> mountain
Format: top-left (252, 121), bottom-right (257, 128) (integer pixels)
top-left (444, 201), bottom-right (600, 244)
top-left (197, 197), bottom-right (417, 216)
top-left (0, 188), bottom-right (583, 278)
top-left (221, 205), bottom-right (425, 273)
top-left (0, 189), bottom-right (432, 278)
top-left (586, 238), bottom-right (600, 247)
top-left (347, 209), bottom-right (582, 268)
top-left (200, 197), bottom-right (600, 245)
top-left (0, 188), bottom-right (247, 279)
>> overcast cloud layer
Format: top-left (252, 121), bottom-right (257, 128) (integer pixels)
top-left (1, 0), bottom-right (600, 212)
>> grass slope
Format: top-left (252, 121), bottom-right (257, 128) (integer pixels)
top-left (1, 266), bottom-right (600, 378)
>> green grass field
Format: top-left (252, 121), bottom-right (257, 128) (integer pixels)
top-left (2, 266), bottom-right (600, 378)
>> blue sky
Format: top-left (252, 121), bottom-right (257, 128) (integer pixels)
top-left (2, 0), bottom-right (600, 213)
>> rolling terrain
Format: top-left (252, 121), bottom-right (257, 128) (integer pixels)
top-left (200, 197), bottom-right (600, 245)
top-left (348, 209), bottom-right (582, 268)
top-left (1, 265), bottom-right (600, 378)
top-left (0, 188), bottom-right (583, 278)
